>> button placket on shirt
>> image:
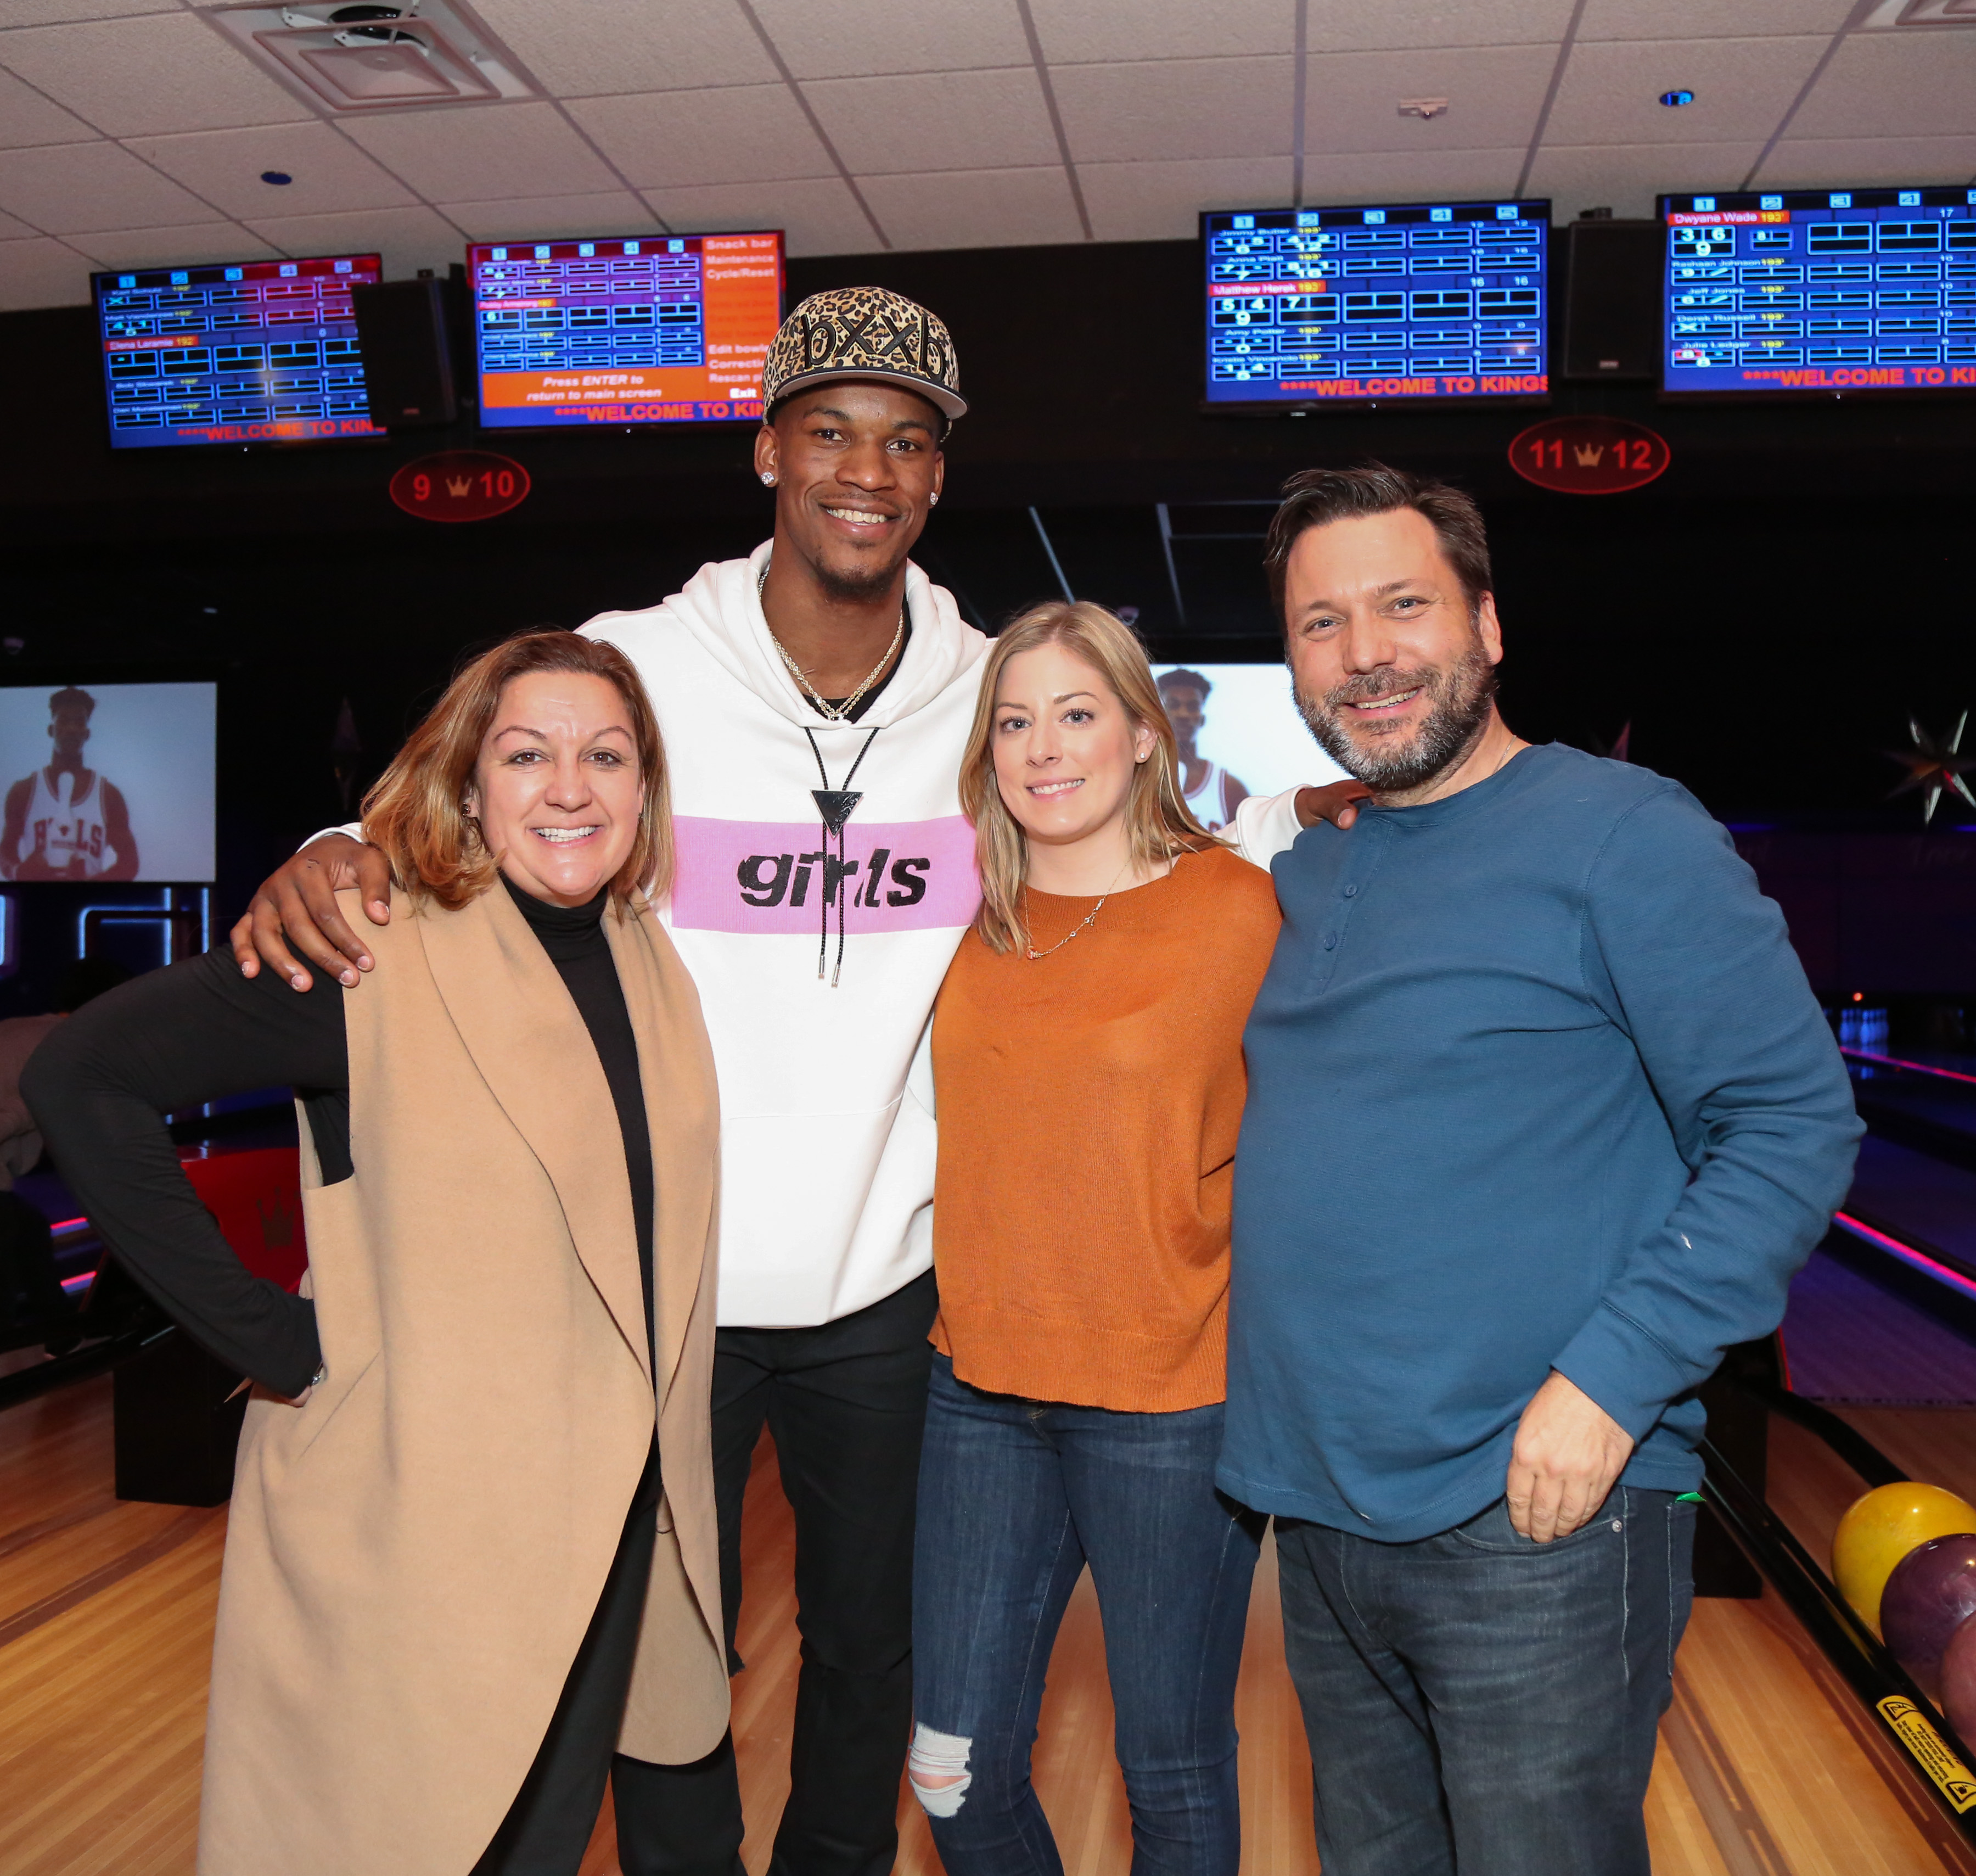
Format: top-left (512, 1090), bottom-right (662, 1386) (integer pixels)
top-left (1304, 827), bottom-right (1381, 994)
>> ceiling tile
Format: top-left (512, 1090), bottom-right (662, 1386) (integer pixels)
top-left (0, 63), bottom-right (94, 145)
top-left (67, 220), bottom-right (272, 268)
top-left (339, 102), bottom-right (623, 203)
top-left (1054, 58), bottom-right (1295, 164)
top-left (1785, 30), bottom-right (1976, 141)
top-left (1300, 147), bottom-right (1526, 207)
top-left (1306, 1), bottom-right (1576, 53)
top-left (749, 0), bottom-right (1030, 79)
top-left (436, 191), bottom-right (661, 242)
top-left (124, 122), bottom-right (418, 219)
top-left (0, 0), bottom-right (182, 23)
top-left (1522, 140), bottom-right (1763, 221)
top-left (242, 204), bottom-right (465, 277)
top-left (0, 205), bottom-right (33, 236)
top-left (1755, 134), bottom-right (1976, 191)
top-left (0, 138), bottom-right (209, 231)
top-left (0, 232), bottom-right (88, 307)
top-left (1079, 155), bottom-right (1292, 241)
top-left (805, 69), bottom-right (1058, 176)
top-left (855, 165), bottom-right (1083, 250)
top-left (1303, 46), bottom-right (1556, 155)
top-left (0, 12), bottom-right (313, 135)
top-left (570, 84), bottom-right (830, 188)
top-left (641, 176), bottom-right (874, 256)
top-left (1030, 0), bottom-right (1293, 63)
top-left (1541, 36), bottom-right (1832, 146)
top-left (464, 0), bottom-right (776, 98)
top-left (1578, 0), bottom-right (1854, 40)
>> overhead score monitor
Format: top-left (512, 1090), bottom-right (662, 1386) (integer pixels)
top-left (1202, 199), bottom-right (1550, 408)
top-left (93, 254), bottom-right (384, 449)
top-left (1660, 187), bottom-right (1976, 397)
top-left (470, 230), bottom-right (784, 428)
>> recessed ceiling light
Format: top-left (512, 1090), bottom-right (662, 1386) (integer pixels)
top-left (1659, 89), bottom-right (1696, 106)
top-left (261, 170), bottom-right (294, 184)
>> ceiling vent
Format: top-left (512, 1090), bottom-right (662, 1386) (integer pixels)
top-left (205, 1), bottom-right (541, 111)
top-left (1859, 0), bottom-right (1976, 26)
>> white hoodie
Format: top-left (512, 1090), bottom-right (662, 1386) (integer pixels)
top-left (583, 543), bottom-right (990, 1327)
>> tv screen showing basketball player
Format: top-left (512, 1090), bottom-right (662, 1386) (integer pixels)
top-left (1152, 663), bottom-right (1350, 828)
top-left (0, 682), bottom-right (216, 884)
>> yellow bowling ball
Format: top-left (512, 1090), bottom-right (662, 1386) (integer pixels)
top-left (1833, 1483), bottom-right (1976, 1636)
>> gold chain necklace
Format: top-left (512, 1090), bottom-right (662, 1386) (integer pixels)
top-left (1023, 855), bottom-right (1136, 961)
top-left (758, 560), bottom-right (903, 723)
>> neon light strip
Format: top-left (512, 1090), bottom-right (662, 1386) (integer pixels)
top-left (1832, 1211), bottom-right (1976, 1303)
top-left (1842, 1047), bottom-right (1976, 1088)
top-left (59, 1271), bottom-right (93, 1293)
top-left (50, 1216), bottom-right (87, 1233)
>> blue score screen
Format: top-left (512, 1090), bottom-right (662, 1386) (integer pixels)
top-left (1202, 199), bottom-right (1548, 406)
top-left (1660, 187), bottom-right (1976, 395)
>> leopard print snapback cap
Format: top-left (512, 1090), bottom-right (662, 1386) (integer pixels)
top-left (761, 286), bottom-right (965, 422)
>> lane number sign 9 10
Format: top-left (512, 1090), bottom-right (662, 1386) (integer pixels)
top-left (389, 450), bottom-right (531, 522)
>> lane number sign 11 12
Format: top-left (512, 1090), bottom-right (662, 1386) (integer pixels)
top-left (1509, 416), bottom-right (1670, 495)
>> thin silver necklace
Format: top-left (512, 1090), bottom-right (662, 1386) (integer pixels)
top-left (758, 560), bottom-right (903, 723)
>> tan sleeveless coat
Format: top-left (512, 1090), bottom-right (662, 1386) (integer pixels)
top-left (197, 884), bottom-right (729, 1875)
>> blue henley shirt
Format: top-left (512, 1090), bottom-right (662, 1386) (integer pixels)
top-left (1220, 743), bottom-right (1861, 1542)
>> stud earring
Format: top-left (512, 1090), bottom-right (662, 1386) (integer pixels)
top-left (929, 490), bottom-right (939, 505)
top-left (761, 472), bottom-right (775, 485)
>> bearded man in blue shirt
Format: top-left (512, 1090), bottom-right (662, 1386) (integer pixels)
top-left (1220, 463), bottom-right (1860, 1876)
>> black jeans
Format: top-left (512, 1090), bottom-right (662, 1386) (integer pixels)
top-left (627, 1270), bottom-right (939, 1876)
top-left (1274, 1487), bottom-right (1696, 1876)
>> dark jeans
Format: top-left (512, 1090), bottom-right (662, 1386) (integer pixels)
top-left (1274, 1486), bottom-right (1696, 1876)
top-left (630, 1270), bottom-right (939, 1876)
top-left (911, 1353), bottom-right (1264, 1876)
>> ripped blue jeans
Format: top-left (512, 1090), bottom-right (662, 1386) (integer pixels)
top-left (909, 1353), bottom-right (1264, 1876)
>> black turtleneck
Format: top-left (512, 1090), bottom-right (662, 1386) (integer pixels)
top-left (498, 875), bottom-right (656, 1341)
top-left (23, 875), bottom-right (659, 1398)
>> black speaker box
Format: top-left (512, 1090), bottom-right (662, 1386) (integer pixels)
top-left (1561, 219), bottom-right (1664, 382)
top-left (351, 275), bottom-right (459, 428)
top-left (113, 1325), bottom-right (246, 1507)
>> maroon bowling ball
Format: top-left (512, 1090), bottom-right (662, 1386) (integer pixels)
top-left (1882, 1533), bottom-right (1976, 1700)
top-left (1944, 1610), bottom-right (1976, 1746)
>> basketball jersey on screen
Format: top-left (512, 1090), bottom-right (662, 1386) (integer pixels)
top-left (17, 769), bottom-right (109, 876)
top-left (1182, 760), bottom-right (1229, 832)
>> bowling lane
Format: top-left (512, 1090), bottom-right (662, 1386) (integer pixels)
top-left (1782, 1241), bottom-right (1976, 1405)
top-left (1846, 1137), bottom-right (1976, 1281)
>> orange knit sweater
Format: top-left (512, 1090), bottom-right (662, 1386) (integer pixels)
top-left (930, 844), bottom-right (1282, 1413)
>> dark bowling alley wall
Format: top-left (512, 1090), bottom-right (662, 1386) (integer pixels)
top-left (0, 231), bottom-right (1972, 1010)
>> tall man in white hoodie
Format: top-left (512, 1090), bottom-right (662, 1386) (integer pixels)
top-left (233, 289), bottom-right (986, 1876)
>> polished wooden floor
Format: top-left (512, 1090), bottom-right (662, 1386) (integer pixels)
top-left (3, 1373), bottom-right (1975, 1875)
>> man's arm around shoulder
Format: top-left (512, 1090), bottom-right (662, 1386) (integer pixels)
top-left (229, 825), bottom-right (391, 990)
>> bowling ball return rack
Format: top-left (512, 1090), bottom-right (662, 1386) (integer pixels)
top-left (1703, 1337), bottom-right (1976, 1849)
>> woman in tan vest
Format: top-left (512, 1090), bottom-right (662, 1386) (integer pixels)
top-left (25, 631), bottom-right (729, 1876)
top-left (906, 603), bottom-right (1284, 1876)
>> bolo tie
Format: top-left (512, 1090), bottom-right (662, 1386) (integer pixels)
top-left (804, 725), bottom-right (879, 987)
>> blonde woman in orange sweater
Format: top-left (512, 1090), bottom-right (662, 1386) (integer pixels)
top-left (907, 601), bottom-right (1283, 1876)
